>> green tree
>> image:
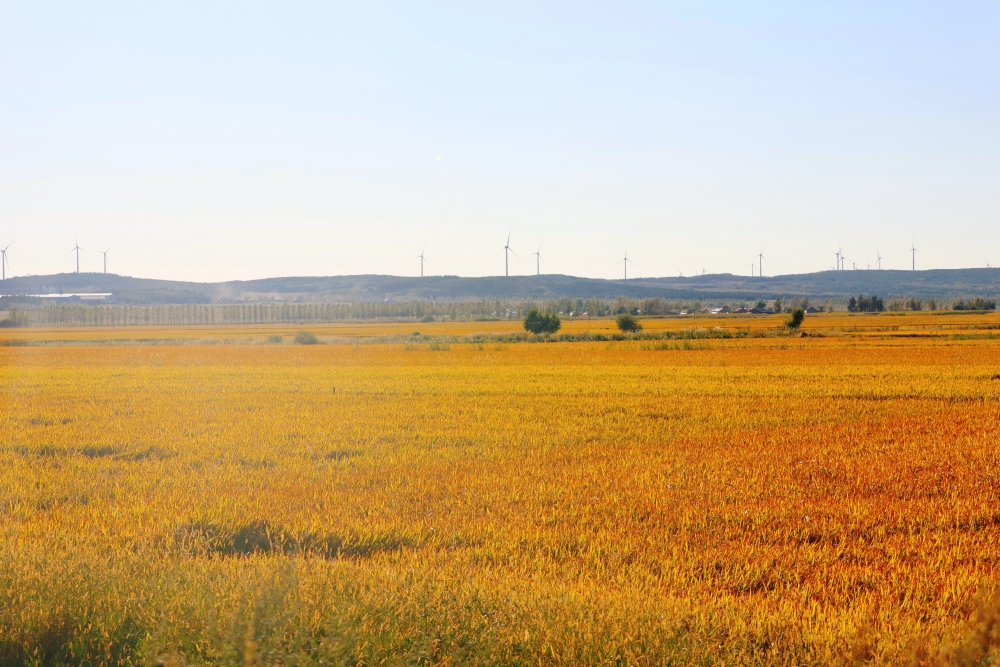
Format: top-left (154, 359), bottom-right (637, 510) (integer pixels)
top-left (616, 313), bottom-right (642, 332)
top-left (293, 330), bottom-right (319, 345)
top-left (523, 309), bottom-right (561, 334)
top-left (786, 309), bottom-right (805, 330)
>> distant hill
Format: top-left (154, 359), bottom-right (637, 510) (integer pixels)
top-left (2, 269), bottom-right (1000, 305)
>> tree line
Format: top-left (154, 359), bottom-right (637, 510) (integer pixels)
top-left (3, 293), bottom-right (998, 328)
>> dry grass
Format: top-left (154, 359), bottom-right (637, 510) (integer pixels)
top-left (2, 328), bottom-right (1000, 664)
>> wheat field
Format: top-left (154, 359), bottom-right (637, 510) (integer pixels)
top-left (3, 316), bottom-right (1000, 665)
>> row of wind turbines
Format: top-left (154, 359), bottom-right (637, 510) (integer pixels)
top-left (0, 234), bottom-right (940, 282)
top-left (0, 238), bottom-right (115, 281)
top-left (419, 234), bottom-right (927, 280)
top-left (417, 232), bottom-right (639, 280)
top-left (828, 242), bottom-right (921, 273)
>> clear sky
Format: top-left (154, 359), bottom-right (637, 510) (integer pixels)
top-left (2, 2), bottom-right (998, 281)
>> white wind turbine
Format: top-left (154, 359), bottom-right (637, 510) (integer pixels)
top-left (618, 249), bottom-right (636, 280)
top-left (100, 245), bottom-right (115, 274)
top-left (415, 245), bottom-right (427, 277)
top-left (0, 242), bottom-right (11, 281)
top-left (910, 240), bottom-right (920, 271)
top-left (530, 243), bottom-right (542, 276)
top-left (68, 237), bottom-right (82, 273)
top-left (502, 231), bottom-right (518, 276)
top-left (757, 249), bottom-right (767, 277)
top-left (876, 249), bottom-right (882, 270)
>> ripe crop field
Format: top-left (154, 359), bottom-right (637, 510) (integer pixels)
top-left (3, 310), bottom-right (1000, 345)
top-left (3, 319), bottom-right (1000, 665)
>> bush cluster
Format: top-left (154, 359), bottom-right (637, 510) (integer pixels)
top-left (615, 313), bottom-right (642, 332)
top-left (954, 298), bottom-right (997, 311)
top-left (523, 309), bottom-right (561, 334)
top-left (293, 330), bottom-right (320, 345)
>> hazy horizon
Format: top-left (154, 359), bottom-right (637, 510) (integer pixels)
top-left (3, 3), bottom-right (998, 281)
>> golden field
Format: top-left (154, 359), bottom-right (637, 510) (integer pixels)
top-left (3, 315), bottom-right (1000, 665)
top-left (3, 310), bottom-right (1000, 344)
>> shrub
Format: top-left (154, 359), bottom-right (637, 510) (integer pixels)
top-left (786, 309), bottom-right (805, 329)
top-left (954, 298), bottom-right (997, 311)
top-left (293, 331), bottom-right (319, 345)
top-left (523, 309), bottom-right (561, 334)
top-left (616, 313), bottom-right (642, 332)
top-left (266, 335), bottom-right (283, 344)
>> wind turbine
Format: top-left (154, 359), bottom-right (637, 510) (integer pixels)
top-left (100, 245), bottom-right (114, 274)
top-left (415, 245), bottom-right (427, 277)
top-left (503, 231), bottom-right (518, 277)
top-left (619, 249), bottom-right (636, 280)
top-left (69, 237), bottom-right (81, 273)
top-left (530, 243), bottom-right (542, 276)
top-left (876, 250), bottom-right (882, 271)
top-left (0, 242), bottom-right (10, 281)
top-left (910, 240), bottom-right (919, 271)
top-left (757, 249), bottom-right (766, 277)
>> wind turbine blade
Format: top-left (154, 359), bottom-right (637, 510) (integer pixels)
top-left (509, 249), bottom-right (520, 260)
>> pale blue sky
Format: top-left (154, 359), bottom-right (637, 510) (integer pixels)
top-left (2, 2), bottom-right (998, 280)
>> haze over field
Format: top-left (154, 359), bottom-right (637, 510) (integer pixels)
top-left (3, 3), bottom-right (999, 280)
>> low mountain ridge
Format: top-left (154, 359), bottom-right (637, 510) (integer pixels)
top-left (2, 269), bottom-right (999, 304)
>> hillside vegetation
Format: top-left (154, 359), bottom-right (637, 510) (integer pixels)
top-left (3, 268), bottom-right (1000, 305)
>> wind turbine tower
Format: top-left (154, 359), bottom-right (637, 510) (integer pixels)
top-left (758, 249), bottom-right (766, 277)
top-left (621, 249), bottom-right (635, 280)
top-left (0, 243), bottom-right (10, 281)
top-left (877, 250), bottom-right (882, 270)
top-left (910, 241), bottom-right (919, 271)
top-left (416, 246), bottom-right (427, 277)
top-left (503, 232), bottom-right (518, 277)
top-left (530, 243), bottom-right (542, 276)
top-left (71, 237), bottom-right (81, 273)
top-left (101, 246), bottom-right (114, 274)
